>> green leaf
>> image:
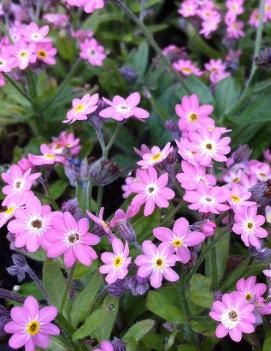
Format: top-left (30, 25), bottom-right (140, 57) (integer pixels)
top-left (70, 270), bottom-right (103, 327)
top-left (43, 260), bottom-right (66, 308)
top-left (214, 77), bottom-right (241, 116)
top-left (177, 344), bottom-right (198, 351)
top-left (19, 282), bottom-right (43, 300)
top-left (263, 336), bottom-right (271, 351)
top-left (143, 333), bottom-right (164, 351)
top-left (49, 336), bottom-right (67, 351)
top-left (127, 42), bottom-right (149, 80)
top-left (146, 286), bottom-right (185, 323)
top-left (191, 316), bottom-right (216, 336)
top-left (123, 319), bottom-right (155, 343)
top-left (48, 179), bottom-right (68, 200)
top-left (184, 75), bottom-right (214, 105)
top-left (221, 257), bottom-right (250, 291)
top-left (189, 274), bottom-right (212, 309)
top-left (73, 295), bottom-right (119, 341)
top-left (132, 209), bottom-right (160, 242)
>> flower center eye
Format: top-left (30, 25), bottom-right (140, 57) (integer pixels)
top-left (259, 172), bottom-right (266, 178)
top-left (246, 293), bottom-right (253, 301)
top-left (5, 207), bottom-right (15, 215)
top-left (148, 186), bottom-right (155, 193)
top-left (189, 113), bottom-right (198, 122)
top-left (31, 219), bottom-right (42, 229)
top-left (45, 153), bottom-right (55, 160)
top-left (230, 195), bottom-right (240, 203)
top-left (228, 310), bottom-right (238, 322)
top-left (205, 196), bottom-right (212, 202)
top-left (173, 239), bottom-right (183, 248)
top-left (37, 49), bottom-right (47, 58)
top-left (68, 233), bottom-right (79, 243)
top-left (232, 177), bottom-right (240, 183)
top-left (26, 320), bottom-right (40, 335)
top-left (247, 222), bottom-right (254, 229)
top-left (113, 256), bottom-right (123, 268)
top-left (19, 51), bottom-right (28, 59)
top-left (182, 67), bottom-right (192, 74)
top-left (152, 152), bottom-right (161, 161)
top-left (155, 258), bottom-right (164, 267)
top-left (15, 181), bottom-right (22, 189)
top-left (205, 143), bottom-right (213, 150)
top-left (75, 104), bottom-right (85, 113)
top-left (89, 49), bottom-right (96, 56)
top-left (0, 60), bottom-right (4, 66)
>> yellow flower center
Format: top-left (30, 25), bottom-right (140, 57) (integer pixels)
top-left (26, 320), bottom-right (40, 336)
top-left (182, 67), bottom-right (192, 74)
top-left (75, 104), bottom-right (85, 113)
top-left (173, 238), bottom-right (183, 248)
top-left (19, 51), bottom-right (28, 59)
top-left (37, 50), bottom-right (47, 58)
top-left (230, 195), bottom-right (240, 203)
top-left (151, 152), bottom-right (162, 162)
top-left (246, 293), bottom-right (253, 301)
top-left (247, 222), bottom-right (254, 230)
top-left (113, 256), bottom-right (123, 268)
top-left (5, 207), bottom-right (15, 215)
top-left (232, 177), bottom-right (240, 183)
top-left (45, 153), bottom-right (55, 160)
top-left (188, 113), bottom-right (198, 122)
top-left (154, 257), bottom-right (164, 268)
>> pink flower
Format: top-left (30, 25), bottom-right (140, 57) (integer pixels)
top-left (21, 22), bottom-right (50, 43)
top-left (84, 0), bottom-right (105, 13)
top-left (178, 0), bottom-right (198, 17)
top-left (100, 238), bottom-right (132, 284)
top-left (236, 276), bottom-right (266, 303)
top-left (28, 144), bottom-right (64, 166)
top-left (12, 40), bottom-right (37, 70)
top-left (94, 340), bottom-right (114, 351)
top-left (173, 59), bottom-right (202, 76)
top-left (54, 131), bottom-right (81, 156)
top-left (189, 127), bottom-right (231, 166)
top-left (87, 207), bottom-right (113, 238)
top-left (43, 13), bottom-right (69, 28)
top-left (129, 167), bottom-right (175, 216)
top-left (226, 20), bottom-right (245, 39)
top-left (135, 240), bottom-right (179, 289)
top-left (226, 0), bottom-right (244, 19)
top-left (183, 183), bottom-right (229, 214)
top-left (7, 196), bottom-right (53, 252)
top-left (210, 292), bottom-right (256, 342)
top-left (99, 92), bottom-right (150, 121)
top-left (177, 160), bottom-right (216, 190)
top-left (80, 38), bottom-right (106, 66)
top-left (227, 184), bottom-right (254, 210)
top-left (263, 264), bottom-right (271, 279)
top-left (63, 93), bottom-right (99, 124)
top-left (0, 196), bottom-right (26, 229)
top-left (0, 51), bottom-right (16, 73)
top-left (137, 142), bottom-right (173, 169)
top-left (232, 205), bottom-right (268, 248)
top-left (175, 94), bottom-right (214, 132)
top-left (201, 219), bottom-right (216, 237)
top-left (249, 161), bottom-right (271, 182)
top-left (153, 217), bottom-right (205, 263)
top-left (200, 15), bottom-right (221, 38)
top-left (36, 42), bottom-right (57, 65)
top-left (205, 59), bottom-right (230, 84)
top-left (4, 295), bottom-right (59, 351)
top-left (45, 212), bottom-right (100, 267)
top-left (249, 9), bottom-right (260, 28)
top-left (2, 165), bottom-right (40, 205)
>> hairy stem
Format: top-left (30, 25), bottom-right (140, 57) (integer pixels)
top-left (103, 123), bottom-right (122, 158)
top-left (60, 265), bottom-right (75, 312)
top-left (3, 73), bottom-right (32, 103)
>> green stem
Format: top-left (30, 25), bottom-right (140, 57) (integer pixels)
top-left (245, 0), bottom-right (266, 90)
top-left (103, 124), bottom-right (122, 158)
top-left (110, 0), bottom-right (190, 93)
top-left (210, 237), bottom-right (218, 291)
top-left (179, 286), bottom-right (196, 343)
top-left (0, 22), bottom-right (13, 43)
top-left (44, 58), bottom-right (81, 111)
top-left (26, 69), bottom-right (37, 99)
top-left (160, 203), bottom-right (182, 227)
top-left (60, 265), bottom-right (75, 312)
top-left (3, 73), bottom-right (32, 103)
top-left (96, 186), bottom-right (104, 215)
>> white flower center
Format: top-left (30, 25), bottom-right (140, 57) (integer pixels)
top-left (145, 183), bottom-right (158, 198)
top-left (221, 309), bottom-right (239, 329)
top-left (26, 215), bottom-right (46, 236)
top-left (65, 231), bottom-right (81, 246)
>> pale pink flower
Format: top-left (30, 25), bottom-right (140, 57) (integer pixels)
top-left (173, 59), bottom-right (202, 76)
top-left (122, 175), bottom-right (138, 199)
top-left (232, 206), bottom-right (268, 249)
top-left (43, 13), bottom-right (69, 28)
top-left (210, 292), bottom-right (255, 342)
top-left (175, 94), bottom-right (214, 131)
top-left (2, 165), bottom-right (40, 205)
top-left (99, 92), bottom-right (149, 121)
top-left (249, 9), bottom-right (260, 28)
top-left (205, 59), bottom-right (230, 84)
top-left (183, 183), bottom-right (229, 214)
top-left (87, 207), bottom-right (114, 238)
top-left (0, 51), bottom-right (16, 73)
top-left (263, 264), bottom-right (271, 279)
top-left (200, 15), bottom-right (221, 37)
top-left (28, 144), bottom-right (64, 166)
top-left (45, 212), bottom-right (100, 267)
top-left (249, 161), bottom-right (271, 182)
top-left (176, 138), bottom-right (198, 166)
top-left (236, 276), bottom-right (266, 303)
top-left (63, 93), bottom-right (99, 124)
top-left (153, 217), bottom-right (205, 263)
top-left (54, 131), bottom-right (81, 156)
top-left (227, 184), bottom-right (254, 210)
top-left (129, 167), bottom-right (175, 216)
top-left (226, 0), bottom-right (244, 19)
top-left (137, 142), bottom-right (173, 169)
top-left (84, 0), bottom-right (105, 13)
top-left (4, 295), bottom-right (59, 351)
top-left (178, 0), bottom-right (198, 17)
top-left (21, 23), bottom-right (50, 43)
top-left (0, 196), bottom-right (26, 229)
top-left (36, 42), bottom-right (57, 65)
top-left (12, 40), bottom-right (37, 70)
top-left (80, 38), bottom-right (106, 66)
top-left (177, 160), bottom-right (216, 190)
top-left (189, 127), bottom-right (231, 166)
top-left (100, 238), bottom-right (131, 284)
top-left (7, 196), bottom-right (53, 252)
top-left (135, 240), bottom-right (179, 289)
top-left (226, 20), bottom-right (245, 39)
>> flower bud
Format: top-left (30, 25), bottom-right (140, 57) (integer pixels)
top-left (201, 220), bottom-right (216, 237)
top-left (112, 337), bottom-right (126, 351)
top-left (88, 157), bottom-right (120, 186)
top-left (106, 280), bottom-right (127, 297)
top-left (125, 276), bottom-right (150, 296)
top-left (62, 198), bottom-right (84, 221)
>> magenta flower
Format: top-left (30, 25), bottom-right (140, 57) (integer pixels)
top-left (4, 295), bottom-right (59, 351)
top-left (0, 51), bottom-right (16, 73)
top-left (28, 144), bottom-right (64, 166)
top-left (184, 183), bottom-right (229, 214)
top-left (99, 92), bottom-right (150, 121)
top-left (236, 276), bottom-right (266, 303)
top-left (135, 240), bottom-right (179, 289)
top-left (45, 212), bottom-right (100, 267)
top-left (2, 165), bottom-right (40, 205)
top-left (137, 142), bottom-right (173, 169)
top-left (43, 13), bottom-right (69, 28)
top-left (63, 93), bottom-right (99, 124)
top-left (21, 22), bottom-right (50, 43)
top-left (227, 184), bottom-right (254, 210)
top-left (129, 167), bottom-right (175, 216)
top-left (12, 40), bottom-right (37, 70)
top-left (83, 0), bottom-right (105, 13)
top-left (36, 42), bottom-right (57, 65)
top-left (177, 160), bottom-right (216, 190)
top-left (0, 196), bottom-right (26, 229)
top-left (87, 207), bottom-right (114, 238)
top-left (94, 340), bottom-right (114, 351)
top-left (232, 205), bottom-right (268, 248)
top-left (210, 292), bottom-right (256, 342)
top-left (173, 59), bottom-right (202, 76)
top-left (80, 38), bottom-right (106, 66)
top-left (175, 94), bottom-right (214, 131)
top-left (205, 59), bottom-right (230, 84)
top-left (7, 195), bottom-right (53, 253)
top-left (189, 127), bottom-right (231, 166)
top-left (100, 238), bottom-right (132, 284)
top-left (153, 217), bottom-right (205, 264)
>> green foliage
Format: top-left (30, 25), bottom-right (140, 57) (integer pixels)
top-left (43, 260), bottom-right (66, 308)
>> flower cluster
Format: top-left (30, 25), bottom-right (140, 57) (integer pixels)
top-left (65, 0), bottom-right (105, 14)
